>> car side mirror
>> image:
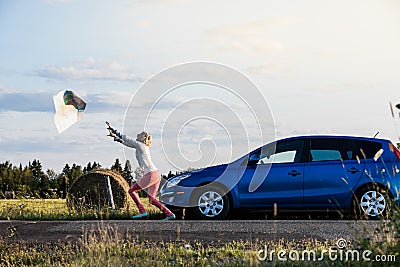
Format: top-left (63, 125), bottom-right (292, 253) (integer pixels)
top-left (248, 160), bottom-right (258, 166)
top-left (247, 154), bottom-right (260, 165)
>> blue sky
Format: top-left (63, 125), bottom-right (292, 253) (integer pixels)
top-left (1, 0), bottom-right (400, 173)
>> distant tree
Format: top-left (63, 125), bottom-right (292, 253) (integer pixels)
top-left (62, 164), bottom-right (72, 180)
top-left (29, 159), bottom-right (46, 197)
top-left (92, 161), bottom-right (102, 170)
top-left (11, 165), bottom-right (21, 190)
top-left (48, 169), bottom-right (60, 197)
top-left (0, 161), bottom-right (65, 198)
top-left (39, 174), bottom-right (51, 198)
top-left (46, 169), bottom-right (57, 180)
top-left (59, 164), bottom-right (72, 198)
top-left (56, 164), bottom-right (82, 199)
top-left (83, 162), bottom-right (92, 173)
top-left (56, 174), bottom-right (68, 198)
top-left (71, 164), bottom-right (83, 181)
top-left (122, 160), bottom-right (133, 184)
top-left (0, 162), bottom-right (8, 192)
top-left (0, 161), bottom-right (14, 192)
top-left (167, 170), bottom-right (174, 179)
top-left (20, 166), bottom-right (32, 196)
top-left (111, 159), bottom-right (123, 174)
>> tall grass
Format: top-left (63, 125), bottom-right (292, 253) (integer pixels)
top-left (355, 212), bottom-right (400, 264)
top-left (0, 240), bottom-right (259, 266)
top-left (1, 218), bottom-right (399, 266)
top-left (0, 225), bottom-right (337, 267)
top-left (1, 227), bottom-right (398, 266)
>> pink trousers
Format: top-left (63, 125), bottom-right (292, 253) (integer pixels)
top-left (128, 170), bottom-right (173, 217)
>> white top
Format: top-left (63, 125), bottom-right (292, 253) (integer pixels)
top-left (114, 133), bottom-right (157, 175)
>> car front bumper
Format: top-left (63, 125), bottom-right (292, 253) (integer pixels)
top-left (159, 186), bottom-right (193, 208)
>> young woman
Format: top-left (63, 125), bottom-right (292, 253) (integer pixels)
top-left (106, 122), bottom-right (175, 220)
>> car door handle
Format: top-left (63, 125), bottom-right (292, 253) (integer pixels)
top-left (288, 170), bottom-right (301, 176)
top-left (347, 167), bottom-right (361, 174)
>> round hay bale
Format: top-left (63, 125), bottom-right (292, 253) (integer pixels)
top-left (67, 169), bottom-right (131, 210)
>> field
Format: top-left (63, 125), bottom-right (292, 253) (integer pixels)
top-left (0, 198), bottom-right (159, 221)
top-left (0, 199), bottom-right (399, 266)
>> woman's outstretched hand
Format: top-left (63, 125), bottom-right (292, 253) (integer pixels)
top-left (105, 121), bottom-right (116, 137)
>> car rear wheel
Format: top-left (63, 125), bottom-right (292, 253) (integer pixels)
top-left (353, 186), bottom-right (391, 219)
top-left (191, 186), bottom-right (230, 220)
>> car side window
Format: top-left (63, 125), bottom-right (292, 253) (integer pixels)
top-left (311, 150), bottom-right (341, 161)
top-left (258, 140), bottom-right (304, 164)
top-left (309, 139), bottom-right (358, 162)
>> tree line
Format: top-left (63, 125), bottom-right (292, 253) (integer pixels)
top-left (0, 159), bottom-right (178, 199)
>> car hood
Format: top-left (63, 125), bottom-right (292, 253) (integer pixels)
top-left (185, 161), bottom-right (244, 186)
top-left (190, 163), bottom-right (229, 178)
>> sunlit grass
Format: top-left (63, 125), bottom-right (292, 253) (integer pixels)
top-left (0, 198), bottom-right (159, 220)
top-left (0, 239), bottom-right (260, 267)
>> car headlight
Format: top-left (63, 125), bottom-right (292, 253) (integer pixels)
top-left (165, 173), bottom-right (191, 188)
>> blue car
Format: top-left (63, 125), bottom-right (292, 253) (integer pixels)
top-left (160, 136), bottom-right (400, 219)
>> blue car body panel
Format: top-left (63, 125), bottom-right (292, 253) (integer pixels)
top-left (238, 162), bottom-right (304, 207)
top-left (303, 159), bottom-right (364, 206)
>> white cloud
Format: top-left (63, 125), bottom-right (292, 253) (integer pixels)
top-left (89, 91), bottom-right (133, 109)
top-left (0, 92), bottom-right (53, 112)
top-left (0, 84), bottom-right (17, 93)
top-left (0, 89), bottom-right (131, 113)
top-left (203, 18), bottom-right (298, 54)
top-left (34, 58), bottom-right (141, 82)
top-left (206, 18), bottom-right (298, 37)
top-left (246, 64), bottom-right (286, 77)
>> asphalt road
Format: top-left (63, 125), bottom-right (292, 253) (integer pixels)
top-left (0, 220), bottom-right (383, 244)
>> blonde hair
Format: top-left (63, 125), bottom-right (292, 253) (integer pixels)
top-left (136, 131), bottom-right (152, 146)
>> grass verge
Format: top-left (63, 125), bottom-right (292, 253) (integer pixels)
top-left (0, 199), bottom-right (159, 220)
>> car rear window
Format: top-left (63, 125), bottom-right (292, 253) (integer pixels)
top-left (354, 140), bottom-right (383, 159)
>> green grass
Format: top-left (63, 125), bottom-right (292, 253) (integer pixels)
top-left (0, 225), bottom-right (350, 267)
top-left (0, 198), bottom-right (159, 220)
top-left (0, 233), bottom-right (398, 266)
top-left (0, 239), bottom-right (260, 267)
top-left (0, 199), bottom-right (399, 266)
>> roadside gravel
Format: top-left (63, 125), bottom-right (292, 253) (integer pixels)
top-left (0, 220), bottom-right (382, 244)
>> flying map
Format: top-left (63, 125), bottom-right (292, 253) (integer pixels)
top-left (53, 90), bottom-right (87, 133)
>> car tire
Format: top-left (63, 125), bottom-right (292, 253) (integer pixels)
top-left (353, 185), bottom-right (391, 220)
top-left (191, 186), bottom-right (230, 220)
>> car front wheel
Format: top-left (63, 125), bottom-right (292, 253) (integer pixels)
top-left (191, 186), bottom-right (230, 220)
